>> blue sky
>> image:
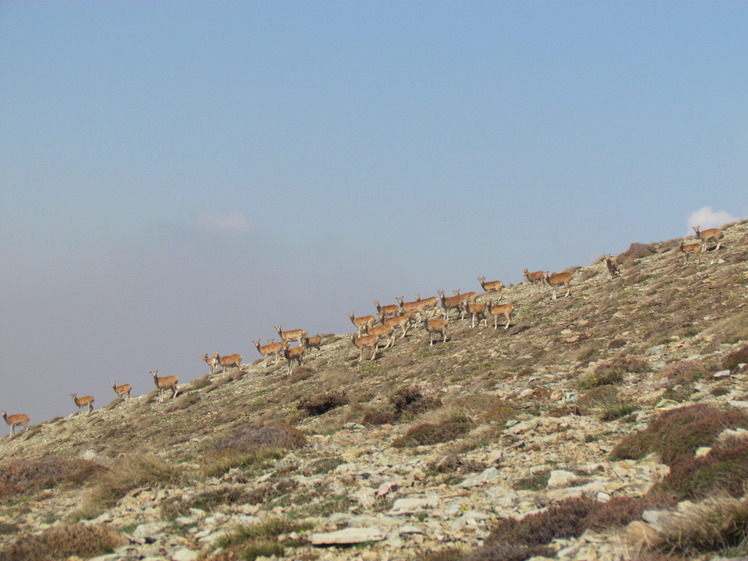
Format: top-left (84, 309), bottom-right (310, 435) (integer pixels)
top-left (1, 1), bottom-right (746, 424)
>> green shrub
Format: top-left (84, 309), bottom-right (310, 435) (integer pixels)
top-left (512, 471), bottom-right (550, 491)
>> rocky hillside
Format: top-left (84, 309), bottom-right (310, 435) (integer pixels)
top-left (1, 222), bottom-right (747, 561)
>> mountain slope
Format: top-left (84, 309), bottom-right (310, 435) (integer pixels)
top-left (1, 221), bottom-right (747, 561)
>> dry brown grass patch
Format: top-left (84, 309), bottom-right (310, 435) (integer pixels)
top-left (0, 523), bottom-right (126, 561)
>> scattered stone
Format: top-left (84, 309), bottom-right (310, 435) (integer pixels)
top-left (311, 527), bottom-right (385, 545)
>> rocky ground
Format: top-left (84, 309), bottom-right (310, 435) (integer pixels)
top-left (1, 222), bottom-right (747, 561)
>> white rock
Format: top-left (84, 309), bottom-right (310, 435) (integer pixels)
top-left (172, 548), bottom-right (199, 561)
top-left (389, 497), bottom-right (439, 515)
top-left (310, 527), bottom-right (385, 545)
top-left (547, 470), bottom-right (578, 489)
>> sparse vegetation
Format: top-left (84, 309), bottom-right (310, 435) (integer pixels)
top-left (392, 415), bottom-right (474, 448)
top-left (609, 404), bottom-right (748, 465)
top-left (2, 223), bottom-right (748, 561)
top-left (0, 523), bottom-right (126, 561)
top-left (297, 391), bottom-right (348, 416)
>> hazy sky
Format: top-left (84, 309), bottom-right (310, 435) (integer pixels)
top-left (1, 1), bottom-right (746, 424)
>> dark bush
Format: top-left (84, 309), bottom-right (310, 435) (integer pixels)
top-left (609, 404), bottom-right (748, 465)
top-left (581, 494), bottom-right (677, 531)
top-left (723, 345), bottom-right (748, 373)
top-left (392, 417), bottom-right (473, 448)
top-left (660, 360), bottom-right (710, 385)
top-left (362, 409), bottom-right (397, 426)
top-left (428, 455), bottom-right (486, 476)
top-left (389, 386), bottom-right (443, 416)
top-left (460, 544), bottom-right (555, 561)
top-left (297, 391), bottom-right (347, 416)
top-left (485, 496), bottom-right (597, 547)
top-left (0, 459), bottom-right (104, 501)
top-left (655, 442), bottom-right (748, 500)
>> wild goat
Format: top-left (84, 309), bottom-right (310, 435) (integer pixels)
top-left (437, 290), bottom-right (464, 320)
top-left (692, 225), bottom-right (723, 251)
top-left (487, 302), bottom-right (513, 330)
top-left (202, 353), bottom-right (219, 374)
top-left (213, 352), bottom-right (242, 373)
top-left (603, 255), bottom-right (620, 278)
top-left (374, 300), bottom-right (400, 321)
top-left (303, 335), bottom-right (323, 355)
top-left (396, 297), bottom-right (427, 323)
top-left (546, 271), bottom-right (572, 300)
top-left (2, 410), bottom-right (29, 435)
top-left (254, 339), bottom-right (284, 367)
top-left (111, 381), bottom-right (132, 399)
top-left (464, 301), bottom-right (488, 328)
top-left (414, 294), bottom-right (439, 316)
top-left (478, 277), bottom-right (504, 296)
top-left (275, 325), bottom-right (307, 346)
top-left (368, 323), bottom-right (396, 349)
top-left (385, 311), bottom-right (415, 339)
top-left (351, 333), bottom-right (379, 362)
top-left (150, 370), bottom-right (179, 403)
top-left (423, 317), bottom-right (449, 346)
top-left (679, 240), bottom-right (702, 265)
top-left (282, 344), bottom-right (305, 373)
top-left (348, 312), bottom-right (377, 336)
top-left (524, 269), bottom-right (547, 288)
top-left (71, 393), bottom-right (95, 414)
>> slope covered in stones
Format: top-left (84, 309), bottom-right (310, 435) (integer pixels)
top-left (1, 221), bottom-right (747, 561)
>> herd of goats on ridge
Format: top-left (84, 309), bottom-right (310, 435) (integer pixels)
top-left (1, 225), bottom-right (726, 436)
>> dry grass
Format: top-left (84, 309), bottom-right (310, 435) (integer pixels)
top-left (74, 452), bottom-right (186, 520)
top-left (0, 523), bottom-right (126, 561)
top-left (642, 497), bottom-right (748, 557)
top-left (0, 458), bottom-right (104, 502)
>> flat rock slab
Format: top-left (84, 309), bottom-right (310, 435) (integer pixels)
top-left (311, 527), bottom-right (385, 546)
top-left (389, 497), bottom-right (439, 515)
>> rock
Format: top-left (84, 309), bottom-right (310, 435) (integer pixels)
top-left (458, 467), bottom-right (501, 488)
top-left (310, 527), bottom-right (385, 545)
top-left (547, 470), bottom-right (578, 489)
top-left (173, 548), bottom-right (199, 561)
top-left (389, 497), bottom-right (439, 515)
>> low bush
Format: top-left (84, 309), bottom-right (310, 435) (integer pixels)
top-left (486, 496), bottom-right (597, 547)
top-left (579, 356), bottom-right (650, 389)
top-left (389, 386), bottom-right (443, 416)
top-left (297, 391), bottom-right (348, 416)
top-left (0, 458), bottom-right (104, 502)
top-left (660, 359), bottom-right (711, 385)
top-left (723, 345), bottom-right (748, 373)
top-left (655, 442), bottom-right (748, 500)
top-left (81, 453), bottom-right (185, 517)
top-left (0, 523), bottom-right (126, 561)
top-left (643, 496), bottom-right (748, 557)
top-left (392, 416), bottom-right (474, 448)
top-left (609, 404), bottom-right (748, 465)
top-left (210, 424), bottom-right (306, 453)
top-left (216, 518), bottom-right (312, 561)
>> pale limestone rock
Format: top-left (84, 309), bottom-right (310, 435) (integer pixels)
top-left (310, 527), bottom-right (385, 545)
